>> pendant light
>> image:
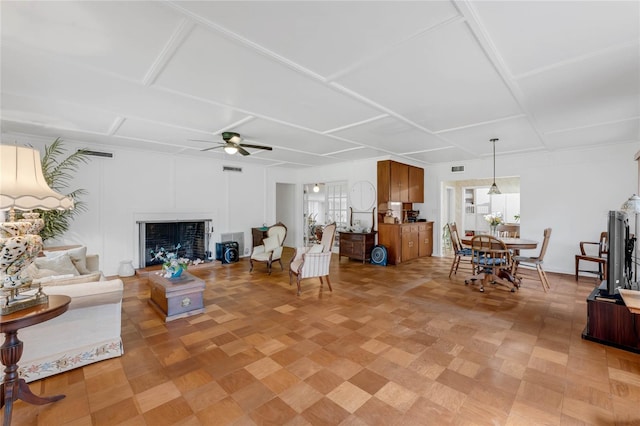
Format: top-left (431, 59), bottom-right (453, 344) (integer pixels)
top-left (487, 138), bottom-right (501, 195)
top-left (313, 184), bottom-right (320, 193)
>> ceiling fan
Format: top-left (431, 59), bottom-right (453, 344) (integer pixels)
top-left (197, 132), bottom-right (272, 156)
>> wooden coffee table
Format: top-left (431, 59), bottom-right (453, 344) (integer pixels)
top-left (148, 272), bottom-right (205, 322)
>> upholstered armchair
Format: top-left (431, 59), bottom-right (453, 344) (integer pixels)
top-left (250, 222), bottom-right (287, 274)
top-left (289, 223), bottom-right (336, 296)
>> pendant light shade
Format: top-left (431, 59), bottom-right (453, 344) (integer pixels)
top-left (487, 138), bottom-right (501, 195)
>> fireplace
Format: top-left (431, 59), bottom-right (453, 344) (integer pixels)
top-left (137, 219), bottom-right (212, 268)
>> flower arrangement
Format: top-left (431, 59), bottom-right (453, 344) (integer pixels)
top-left (150, 244), bottom-right (191, 278)
top-left (484, 213), bottom-right (503, 227)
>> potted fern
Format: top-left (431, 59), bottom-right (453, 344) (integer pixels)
top-left (34, 138), bottom-right (91, 242)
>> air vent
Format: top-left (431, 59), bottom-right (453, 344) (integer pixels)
top-left (451, 165), bottom-right (465, 173)
top-left (78, 149), bottom-right (113, 158)
top-left (223, 166), bottom-right (242, 172)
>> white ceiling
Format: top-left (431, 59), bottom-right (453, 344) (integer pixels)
top-left (1, 1), bottom-right (638, 168)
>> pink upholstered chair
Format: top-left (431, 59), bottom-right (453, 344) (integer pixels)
top-left (289, 223), bottom-right (336, 296)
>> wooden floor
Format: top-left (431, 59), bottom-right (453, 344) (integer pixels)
top-left (10, 249), bottom-right (640, 425)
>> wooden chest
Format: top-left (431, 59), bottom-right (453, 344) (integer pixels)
top-left (148, 272), bottom-right (205, 322)
top-left (338, 231), bottom-right (376, 263)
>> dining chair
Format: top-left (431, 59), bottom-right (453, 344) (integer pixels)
top-left (575, 231), bottom-right (608, 281)
top-left (497, 223), bottom-right (520, 238)
top-left (289, 223), bottom-right (336, 295)
top-left (447, 222), bottom-right (473, 277)
top-left (465, 235), bottom-right (518, 292)
top-left (512, 228), bottom-right (552, 292)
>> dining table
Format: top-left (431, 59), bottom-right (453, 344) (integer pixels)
top-left (461, 235), bottom-right (538, 252)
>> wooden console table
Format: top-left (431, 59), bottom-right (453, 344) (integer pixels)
top-left (1, 295), bottom-right (71, 426)
top-left (582, 287), bottom-right (640, 353)
top-left (339, 231), bottom-right (376, 263)
top-left (251, 227), bottom-right (269, 249)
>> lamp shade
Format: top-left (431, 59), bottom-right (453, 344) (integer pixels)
top-left (622, 194), bottom-right (640, 214)
top-left (0, 145), bottom-right (74, 211)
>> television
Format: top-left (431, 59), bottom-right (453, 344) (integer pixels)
top-left (599, 210), bottom-right (630, 297)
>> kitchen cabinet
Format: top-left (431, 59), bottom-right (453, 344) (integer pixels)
top-left (377, 160), bottom-right (424, 204)
top-left (378, 222), bottom-right (433, 265)
top-left (418, 222), bottom-right (433, 257)
top-left (409, 166), bottom-right (424, 203)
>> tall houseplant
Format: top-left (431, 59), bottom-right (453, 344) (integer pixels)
top-left (35, 138), bottom-right (91, 242)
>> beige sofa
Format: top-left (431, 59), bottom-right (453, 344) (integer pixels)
top-left (3, 251), bottom-right (124, 383)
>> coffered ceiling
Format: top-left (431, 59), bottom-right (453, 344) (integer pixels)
top-left (1, 1), bottom-right (638, 168)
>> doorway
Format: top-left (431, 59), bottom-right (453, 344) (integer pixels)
top-left (303, 181), bottom-right (347, 247)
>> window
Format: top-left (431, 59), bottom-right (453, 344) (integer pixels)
top-left (326, 181), bottom-right (348, 227)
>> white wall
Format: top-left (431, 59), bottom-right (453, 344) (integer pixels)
top-left (5, 133), bottom-right (637, 277)
top-left (429, 142), bottom-right (638, 275)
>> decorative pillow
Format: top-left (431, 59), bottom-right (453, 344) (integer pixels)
top-left (35, 254), bottom-right (80, 276)
top-left (36, 271), bottom-right (102, 287)
top-left (262, 236), bottom-right (279, 253)
top-left (308, 244), bottom-right (324, 254)
top-left (44, 246), bottom-right (89, 274)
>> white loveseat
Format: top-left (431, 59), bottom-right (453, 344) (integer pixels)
top-left (3, 249), bottom-right (124, 383)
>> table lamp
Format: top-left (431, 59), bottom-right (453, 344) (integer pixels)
top-left (0, 144), bottom-right (74, 313)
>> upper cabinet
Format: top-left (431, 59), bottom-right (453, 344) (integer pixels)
top-left (377, 160), bottom-right (424, 204)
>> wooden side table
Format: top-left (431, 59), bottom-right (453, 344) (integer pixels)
top-left (0, 295), bottom-right (71, 426)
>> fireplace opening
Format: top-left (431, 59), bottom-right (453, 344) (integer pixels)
top-left (138, 219), bottom-right (212, 268)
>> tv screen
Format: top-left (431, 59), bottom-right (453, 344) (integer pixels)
top-left (601, 210), bottom-right (629, 296)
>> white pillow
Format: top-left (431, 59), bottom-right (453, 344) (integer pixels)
top-left (35, 254), bottom-right (80, 276)
top-left (262, 236), bottom-right (279, 252)
top-left (308, 244), bottom-right (324, 254)
top-left (37, 271), bottom-right (102, 287)
top-left (45, 246), bottom-right (89, 274)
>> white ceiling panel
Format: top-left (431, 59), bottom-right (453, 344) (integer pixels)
top-left (545, 119), bottom-right (640, 150)
top-left (437, 116), bottom-right (545, 155)
top-left (246, 148), bottom-right (342, 168)
top-left (154, 26), bottom-right (381, 131)
top-left (1, 1), bottom-right (638, 168)
top-left (518, 44), bottom-right (640, 132)
top-left (335, 20), bottom-right (522, 131)
top-left (2, 93), bottom-right (118, 133)
top-left (1, 1), bottom-right (182, 81)
top-left (473, 1), bottom-right (640, 76)
top-left (406, 147), bottom-right (478, 164)
top-left (227, 119), bottom-right (360, 155)
top-left (330, 116), bottom-right (449, 153)
top-left (175, 1), bottom-right (460, 78)
top-left (1, 45), bottom-right (249, 134)
top-left (326, 147), bottom-right (390, 162)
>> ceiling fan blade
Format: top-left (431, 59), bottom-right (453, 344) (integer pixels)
top-left (237, 146), bottom-right (251, 156)
top-left (201, 145), bottom-right (224, 152)
top-left (239, 143), bottom-right (272, 151)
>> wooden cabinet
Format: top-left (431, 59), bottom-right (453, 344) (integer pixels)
top-left (377, 160), bottom-right (424, 204)
top-left (251, 227), bottom-right (269, 248)
top-left (339, 232), bottom-right (376, 263)
top-left (583, 287), bottom-right (640, 353)
top-left (418, 222), bottom-right (433, 257)
top-left (378, 222), bottom-right (433, 265)
top-left (401, 224), bottom-right (419, 262)
top-left (409, 166), bottom-right (424, 203)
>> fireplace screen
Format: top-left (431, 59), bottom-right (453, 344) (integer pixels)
top-left (138, 220), bottom-right (211, 267)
